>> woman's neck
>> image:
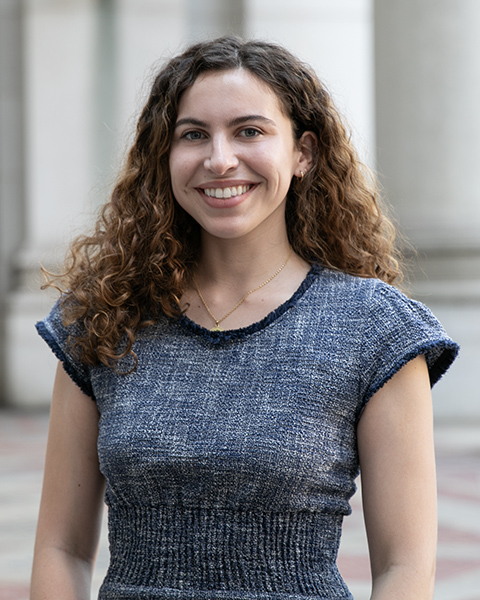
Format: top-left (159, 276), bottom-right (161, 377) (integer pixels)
top-left (183, 231), bottom-right (311, 331)
top-left (196, 233), bottom-right (292, 290)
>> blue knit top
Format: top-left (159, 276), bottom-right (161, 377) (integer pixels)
top-left (36, 265), bottom-right (458, 600)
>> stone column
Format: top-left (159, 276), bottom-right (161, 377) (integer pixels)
top-left (0, 0), bottom-right (25, 404)
top-left (5, 0), bottom-right (98, 406)
top-left (245, 0), bottom-right (375, 164)
top-left (375, 0), bottom-right (480, 419)
top-left (115, 0), bottom-right (186, 136)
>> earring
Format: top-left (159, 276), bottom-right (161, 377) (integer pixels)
top-left (298, 170), bottom-right (305, 180)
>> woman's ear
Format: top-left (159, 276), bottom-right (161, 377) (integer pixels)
top-left (296, 131), bottom-right (317, 177)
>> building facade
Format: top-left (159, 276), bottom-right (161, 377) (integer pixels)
top-left (1, 0), bottom-right (478, 419)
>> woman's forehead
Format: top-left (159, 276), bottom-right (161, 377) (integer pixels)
top-left (176, 68), bottom-right (288, 121)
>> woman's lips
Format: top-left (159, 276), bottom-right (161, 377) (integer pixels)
top-left (198, 183), bottom-right (257, 208)
top-left (203, 184), bottom-right (252, 199)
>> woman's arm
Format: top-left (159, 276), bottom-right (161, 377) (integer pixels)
top-left (357, 355), bottom-right (437, 600)
top-left (31, 363), bottom-right (105, 600)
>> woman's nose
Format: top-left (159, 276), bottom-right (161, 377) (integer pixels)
top-left (204, 136), bottom-right (239, 174)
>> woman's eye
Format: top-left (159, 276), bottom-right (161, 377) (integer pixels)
top-left (182, 131), bottom-right (204, 141)
top-left (240, 128), bottom-right (261, 138)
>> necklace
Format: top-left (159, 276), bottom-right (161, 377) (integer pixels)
top-left (193, 248), bottom-right (293, 332)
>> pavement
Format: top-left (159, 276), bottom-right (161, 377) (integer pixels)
top-left (1, 409), bottom-right (479, 600)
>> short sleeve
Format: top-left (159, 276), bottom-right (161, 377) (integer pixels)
top-left (36, 298), bottom-right (94, 398)
top-left (358, 282), bottom-right (459, 412)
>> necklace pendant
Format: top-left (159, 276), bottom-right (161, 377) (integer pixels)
top-left (211, 324), bottom-right (223, 332)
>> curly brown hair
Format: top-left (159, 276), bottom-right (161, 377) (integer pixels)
top-left (45, 36), bottom-right (403, 369)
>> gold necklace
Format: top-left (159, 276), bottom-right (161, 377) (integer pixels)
top-left (193, 248), bottom-right (293, 332)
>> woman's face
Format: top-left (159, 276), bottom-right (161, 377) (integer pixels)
top-left (169, 68), bottom-right (313, 243)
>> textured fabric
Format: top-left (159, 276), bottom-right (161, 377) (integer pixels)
top-left (36, 265), bottom-right (459, 599)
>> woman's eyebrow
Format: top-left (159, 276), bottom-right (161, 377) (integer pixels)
top-left (174, 115), bottom-right (276, 128)
top-left (229, 115), bottom-right (277, 127)
top-left (174, 118), bottom-right (207, 129)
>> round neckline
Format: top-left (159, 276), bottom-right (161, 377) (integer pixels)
top-left (177, 263), bottom-right (323, 344)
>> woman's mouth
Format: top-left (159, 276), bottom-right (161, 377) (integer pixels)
top-left (202, 184), bottom-right (253, 199)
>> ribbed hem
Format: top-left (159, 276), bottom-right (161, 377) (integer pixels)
top-left (101, 504), bottom-right (351, 598)
top-left (98, 584), bottom-right (353, 599)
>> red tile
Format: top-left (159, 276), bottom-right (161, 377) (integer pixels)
top-left (0, 583), bottom-right (29, 600)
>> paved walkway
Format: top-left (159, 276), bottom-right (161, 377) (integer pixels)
top-left (1, 410), bottom-right (479, 600)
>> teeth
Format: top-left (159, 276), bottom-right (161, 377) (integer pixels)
top-left (203, 185), bottom-right (251, 199)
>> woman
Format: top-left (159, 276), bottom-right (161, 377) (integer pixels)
top-left (31, 37), bottom-right (458, 599)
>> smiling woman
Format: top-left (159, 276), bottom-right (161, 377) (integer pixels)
top-left (31, 37), bottom-right (458, 600)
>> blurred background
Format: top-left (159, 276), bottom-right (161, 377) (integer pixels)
top-left (1, 0), bottom-right (479, 416)
top-left (0, 1), bottom-right (479, 599)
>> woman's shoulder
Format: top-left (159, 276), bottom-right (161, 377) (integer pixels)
top-left (309, 266), bottom-right (456, 345)
top-left (36, 295), bottom-right (94, 398)
top-left (307, 268), bottom-right (459, 406)
top-left (310, 265), bottom-right (409, 308)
